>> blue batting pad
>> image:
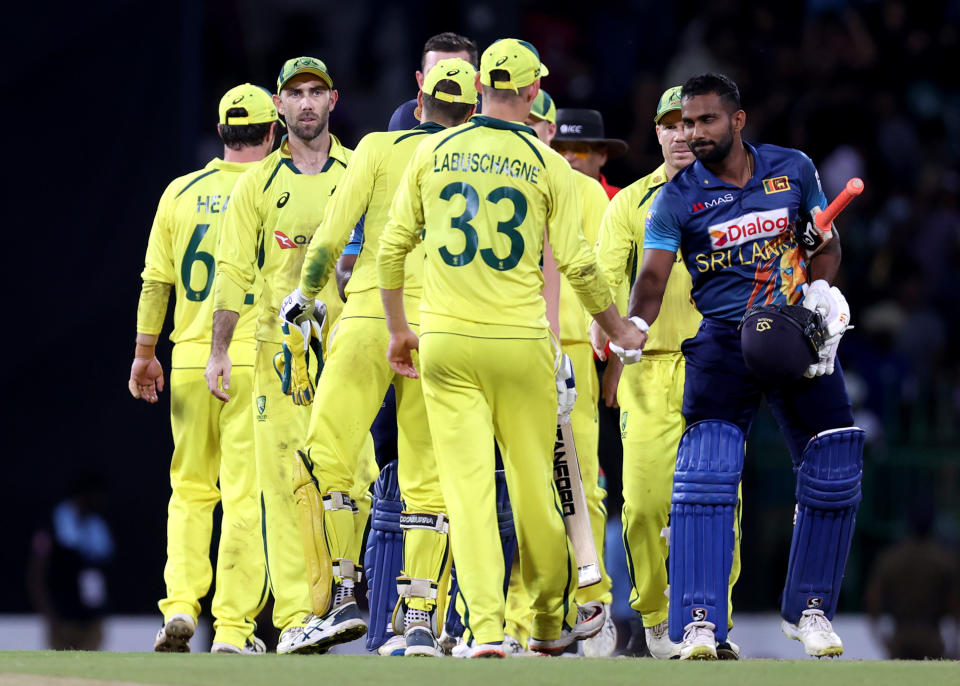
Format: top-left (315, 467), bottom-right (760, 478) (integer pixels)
top-left (365, 461), bottom-right (403, 652)
top-left (444, 470), bottom-right (515, 641)
top-left (669, 420), bottom-right (744, 643)
top-left (781, 427), bottom-right (863, 623)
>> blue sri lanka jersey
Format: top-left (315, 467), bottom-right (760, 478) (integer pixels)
top-left (645, 141), bottom-right (827, 323)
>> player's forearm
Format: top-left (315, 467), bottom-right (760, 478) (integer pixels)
top-left (807, 229), bottom-right (842, 285)
top-left (210, 310), bottom-right (240, 355)
top-left (380, 287), bottom-right (409, 334)
top-left (134, 333), bottom-right (159, 359)
top-left (335, 253), bottom-right (357, 303)
top-left (136, 280), bottom-right (171, 335)
top-left (627, 248), bottom-right (674, 325)
top-left (300, 228), bottom-right (350, 299)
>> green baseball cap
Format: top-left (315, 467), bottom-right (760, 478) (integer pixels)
top-left (529, 89), bottom-right (556, 123)
top-left (655, 86), bottom-right (682, 123)
top-left (277, 56), bottom-right (334, 93)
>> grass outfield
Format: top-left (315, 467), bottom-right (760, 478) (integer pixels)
top-left (1, 652), bottom-right (957, 686)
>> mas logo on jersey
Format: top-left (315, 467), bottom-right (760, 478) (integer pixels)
top-left (709, 207), bottom-right (790, 249)
top-left (691, 193), bottom-right (734, 213)
top-left (762, 175), bottom-right (791, 194)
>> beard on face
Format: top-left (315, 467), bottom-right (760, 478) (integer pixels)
top-left (689, 125), bottom-right (734, 163)
top-left (288, 110), bottom-right (328, 141)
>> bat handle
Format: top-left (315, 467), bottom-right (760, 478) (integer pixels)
top-left (815, 177), bottom-right (864, 230)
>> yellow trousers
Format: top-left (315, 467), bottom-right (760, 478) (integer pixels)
top-left (618, 353), bottom-right (741, 628)
top-left (304, 309), bottom-right (445, 613)
top-left (161, 365), bottom-right (266, 648)
top-left (420, 332), bottom-right (577, 644)
top-left (565, 341), bottom-right (613, 606)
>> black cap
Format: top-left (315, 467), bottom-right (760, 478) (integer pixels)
top-left (553, 108), bottom-right (628, 158)
top-left (739, 304), bottom-right (825, 382)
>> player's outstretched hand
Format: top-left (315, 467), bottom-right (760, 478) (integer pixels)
top-left (205, 351), bottom-right (232, 402)
top-left (589, 320), bottom-right (609, 361)
top-left (609, 316), bottom-right (650, 364)
top-left (129, 356), bottom-right (164, 403)
top-left (601, 355), bottom-right (622, 407)
top-left (387, 327), bottom-right (420, 379)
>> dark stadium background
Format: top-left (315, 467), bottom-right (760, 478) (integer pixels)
top-left (4, 0), bottom-right (957, 630)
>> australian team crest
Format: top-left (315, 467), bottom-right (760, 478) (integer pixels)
top-left (256, 395), bottom-right (267, 419)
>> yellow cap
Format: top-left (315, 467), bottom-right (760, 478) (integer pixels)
top-left (277, 56), bottom-right (334, 92)
top-left (218, 83), bottom-right (278, 125)
top-left (529, 89), bottom-right (556, 123)
top-left (479, 38), bottom-right (549, 92)
top-left (422, 58), bottom-right (478, 104)
top-left (655, 86), bottom-right (683, 123)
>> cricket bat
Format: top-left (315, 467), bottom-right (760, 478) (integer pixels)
top-left (799, 177), bottom-right (865, 256)
top-left (553, 415), bottom-right (602, 588)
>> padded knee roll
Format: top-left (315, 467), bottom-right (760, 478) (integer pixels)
top-left (364, 461), bottom-right (403, 651)
top-left (781, 427), bottom-right (864, 623)
top-left (668, 420), bottom-right (744, 643)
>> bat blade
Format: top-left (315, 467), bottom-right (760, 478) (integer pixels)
top-left (553, 416), bottom-right (602, 588)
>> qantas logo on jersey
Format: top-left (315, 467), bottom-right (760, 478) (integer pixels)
top-left (691, 193), bottom-right (734, 213)
top-left (708, 207), bottom-right (790, 249)
top-left (274, 230), bottom-right (307, 249)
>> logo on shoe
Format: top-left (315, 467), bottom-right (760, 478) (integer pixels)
top-left (691, 608), bottom-right (707, 621)
top-left (708, 207), bottom-right (790, 249)
top-left (806, 597), bottom-right (823, 609)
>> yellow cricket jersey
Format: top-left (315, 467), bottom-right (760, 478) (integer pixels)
top-left (299, 122), bottom-right (446, 318)
top-left (138, 158), bottom-right (259, 367)
top-left (595, 163), bottom-right (701, 353)
top-left (378, 115), bottom-right (612, 338)
top-left (214, 135), bottom-right (351, 343)
top-left (559, 171), bottom-right (609, 345)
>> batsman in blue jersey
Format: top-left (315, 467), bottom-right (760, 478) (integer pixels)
top-left (623, 73), bottom-right (862, 660)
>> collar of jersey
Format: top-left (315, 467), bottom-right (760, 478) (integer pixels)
top-left (468, 114), bottom-right (536, 136)
top-left (413, 121), bottom-right (445, 133)
top-left (278, 133), bottom-right (349, 170)
top-left (690, 140), bottom-right (765, 190)
top-left (208, 158), bottom-right (253, 173)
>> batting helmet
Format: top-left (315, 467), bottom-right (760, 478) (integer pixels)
top-left (738, 304), bottom-right (825, 382)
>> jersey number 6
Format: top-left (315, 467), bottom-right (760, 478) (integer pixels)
top-left (438, 182), bottom-right (527, 271)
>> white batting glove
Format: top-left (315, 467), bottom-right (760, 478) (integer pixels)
top-left (555, 353), bottom-right (577, 417)
top-left (802, 280), bottom-right (851, 377)
top-left (609, 316), bottom-right (650, 365)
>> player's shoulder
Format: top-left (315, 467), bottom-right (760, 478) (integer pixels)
top-left (164, 161), bottom-right (220, 200)
top-left (655, 164), bottom-right (696, 205)
top-left (571, 167), bottom-right (608, 200)
top-left (616, 164), bottom-right (669, 208)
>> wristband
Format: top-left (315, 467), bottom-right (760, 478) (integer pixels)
top-left (135, 343), bottom-right (156, 359)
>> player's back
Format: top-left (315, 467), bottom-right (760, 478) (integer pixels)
top-left (343, 124), bottom-right (446, 300)
top-left (412, 115), bottom-right (573, 335)
top-left (144, 159), bottom-right (258, 366)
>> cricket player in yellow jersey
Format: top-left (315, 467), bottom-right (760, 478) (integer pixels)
top-left (205, 57), bottom-right (371, 654)
top-left (505, 89), bottom-right (617, 657)
top-left (129, 84), bottom-right (278, 654)
top-left (279, 59), bottom-right (479, 656)
top-left (590, 87), bottom-right (741, 659)
top-left (378, 38), bottom-right (647, 658)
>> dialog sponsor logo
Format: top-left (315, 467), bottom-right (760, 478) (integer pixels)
top-left (709, 207), bottom-right (790, 249)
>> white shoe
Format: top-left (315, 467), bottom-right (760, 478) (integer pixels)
top-left (645, 620), bottom-right (681, 659)
top-left (277, 615), bottom-right (321, 655)
top-left (679, 621), bottom-right (717, 660)
top-left (581, 604), bottom-right (617, 657)
top-left (781, 609), bottom-right (843, 658)
top-left (503, 634), bottom-right (538, 657)
top-left (377, 633), bottom-right (406, 656)
top-left (404, 625), bottom-right (442, 657)
top-left (154, 613), bottom-right (195, 653)
top-left (451, 638), bottom-right (470, 658)
top-left (466, 642), bottom-right (506, 658)
top-left (211, 636), bottom-right (266, 654)
top-left (279, 602), bottom-right (368, 655)
top-left (528, 601), bottom-right (604, 655)
top-left (717, 638), bottom-right (740, 660)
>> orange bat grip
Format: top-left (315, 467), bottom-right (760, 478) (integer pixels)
top-left (815, 177), bottom-right (864, 230)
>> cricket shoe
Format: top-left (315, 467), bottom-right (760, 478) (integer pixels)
top-left (301, 601), bottom-right (369, 653)
top-left (581, 604), bottom-right (617, 657)
top-left (645, 620), bottom-right (681, 659)
top-left (437, 629), bottom-right (459, 655)
top-left (211, 636), bottom-right (266, 654)
top-left (466, 642), bottom-right (506, 658)
top-left (377, 633), bottom-right (406, 656)
top-left (154, 613), bottom-right (195, 653)
top-left (679, 621), bottom-right (717, 660)
top-left (528, 601), bottom-right (605, 655)
top-left (781, 609), bottom-right (843, 658)
top-left (503, 634), bottom-right (536, 657)
top-left (277, 614), bottom-right (323, 655)
top-left (451, 638), bottom-right (470, 658)
top-left (717, 638), bottom-right (741, 660)
top-left (403, 607), bottom-right (442, 657)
